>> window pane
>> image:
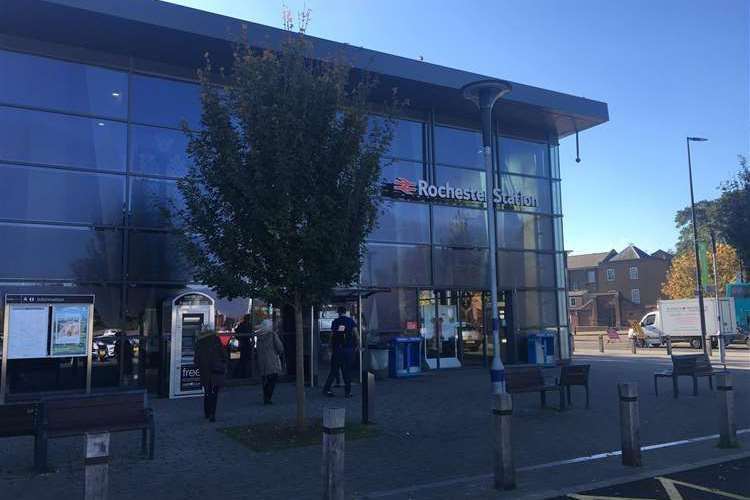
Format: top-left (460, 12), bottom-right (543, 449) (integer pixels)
top-left (515, 290), bottom-right (558, 329)
top-left (369, 201), bottom-right (430, 244)
top-left (131, 75), bottom-right (201, 130)
top-left (556, 253), bottom-right (566, 288)
top-left (496, 212), bottom-right (554, 251)
top-left (380, 159), bottom-right (424, 200)
top-left (553, 217), bottom-right (564, 252)
top-left (129, 177), bottom-right (183, 228)
top-left (432, 205), bottom-right (487, 247)
top-left (552, 180), bottom-right (562, 215)
top-left (128, 231), bottom-right (191, 282)
top-left (0, 50), bottom-right (128, 119)
top-left (498, 173), bottom-right (552, 213)
top-left (361, 243), bottom-right (430, 287)
top-left (435, 125), bottom-right (482, 169)
top-left (434, 165), bottom-right (486, 206)
top-left (498, 251), bottom-right (555, 288)
top-left (0, 107), bottom-right (126, 172)
top-left (0, 223), bottom-right (122, 280)
top-left (0, 164), bottom-right (124, 225)
top-left (499, 137), bottom-right (549, 177)
top-left (432, 247), bottom-right (488, 289)
top-left (550, 144), bottom-right (560, 178)
top-left (362, 288), bottom-right (418, 336)
top-left (130, 125), bottom-right (191, 178)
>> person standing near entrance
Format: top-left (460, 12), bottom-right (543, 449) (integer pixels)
top-left (323, 307), bottom-right (358, 398)
top-left (256, 319), bottom-right (285, 405)
top-left (195, 329), bottom-right (227, 422)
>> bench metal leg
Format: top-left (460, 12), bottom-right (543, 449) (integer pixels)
top-left (540, 391), bottom-right (546, 408)
top-left (148, 416), bottom-right (155, 460)
top-left (566, 386), bottom-right (572, 405)
top-left (672, 375), bottom-right (679, 398)
top-left (654, 375), bottom-right (658, 397)
top-left (558, 388), bottom-right (566, 411)
top-left (141, 428), bottom-right (148, 457)
top-left (692, 376), bottom-right (698, 396)
top-left (585, 384), bottom-right (590, 409)
top-left (34, 431), bottom-right (48, 473)
top-left (708, 376), bottom-right (713, 391)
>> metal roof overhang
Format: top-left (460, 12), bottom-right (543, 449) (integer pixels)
top-left (0, 0), bottom-right (609, 139)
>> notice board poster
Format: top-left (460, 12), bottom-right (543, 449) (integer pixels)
top-left (50, 305), bottom-right (90, 357)
top-left (7, 306), bottom-right (49, 359)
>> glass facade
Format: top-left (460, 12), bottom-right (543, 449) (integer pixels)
top-left (0, 47), bottom-right (570, 394)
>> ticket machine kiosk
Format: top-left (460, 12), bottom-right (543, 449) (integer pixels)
top-left (163, 291), bottom-right (215, 398)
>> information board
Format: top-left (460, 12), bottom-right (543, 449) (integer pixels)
top-left (7, 306), bottom-right (49, 359)
top-left (50, 305), bottom-right (90, 357)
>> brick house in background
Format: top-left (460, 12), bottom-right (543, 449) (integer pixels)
top-left (567, 245), bottom-right (672, 328)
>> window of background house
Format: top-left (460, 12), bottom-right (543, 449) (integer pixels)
top-left (570, 297), bottom-right (577, 306)
top-left (606, 268), bottom-right (615, 281)
top-left (631, 288), bottom-right (640, 304)
top-left (587, 270), bottom-right (596, 283)
top-left (629, 266), bottom-right (639, 280)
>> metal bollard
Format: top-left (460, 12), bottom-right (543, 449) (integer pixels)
top-left (666, 337), bottom-right (672, 356)
top-left (631, 338), bottom-right (637, 354)
top-left (618, 383), bottom-right (641, 466)
top-left (492, 393), bottom-right (515, 490)
top-left (361, 370), bottom-right (375, 425)
top-left (598, 334), bottom-right (604, 353)
top-left (322, 407), bottom-right (345, 500)
top-left (84, 432), bottom-right (110, 500)
top-left (717, 373), bottom-right (738, 448)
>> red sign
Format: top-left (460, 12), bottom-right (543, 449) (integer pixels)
top-left (393, 177), bottom-right (417, 196)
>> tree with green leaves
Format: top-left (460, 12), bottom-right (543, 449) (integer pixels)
top-left (174, 16), bottom-right (394, 429)
top-left (673, 199), bottom-right (720, 255)
top-left (716, 155), bottom-right (750, 280)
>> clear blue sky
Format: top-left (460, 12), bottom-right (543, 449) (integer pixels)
top-left (167, 0), bottom-right (749, 255)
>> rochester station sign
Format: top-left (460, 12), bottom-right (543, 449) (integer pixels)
top-left (388, 178), bottom-right (538, 208)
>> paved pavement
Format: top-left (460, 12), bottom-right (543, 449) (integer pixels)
top-left (0, 347), bottom-right (747, 499)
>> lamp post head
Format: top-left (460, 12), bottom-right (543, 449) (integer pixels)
top-left (461, 79), bottom-right (512, 110)
top-left (687, 137), bottom-right (708, 142)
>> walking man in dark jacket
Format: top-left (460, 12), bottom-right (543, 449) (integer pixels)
top-left (194, 329), bottom-right (227, 422)
top-left (323, 307), bottom-right (358, 398)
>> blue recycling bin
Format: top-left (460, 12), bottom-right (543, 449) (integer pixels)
top-left (389, 337), bottom-right (422, 378)
top-left (527, 332), bottom-right (555, 364)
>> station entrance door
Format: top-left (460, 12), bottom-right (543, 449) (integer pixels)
top-left (164, 292), bottom-right (215, 398)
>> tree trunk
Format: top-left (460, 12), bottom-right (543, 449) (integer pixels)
top-left (294, 291), bottom-right (306, 430)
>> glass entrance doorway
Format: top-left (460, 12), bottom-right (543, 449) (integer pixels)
top-left (419, 290), bottom-right (461, 369)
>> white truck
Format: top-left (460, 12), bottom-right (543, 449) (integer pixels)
top-left (629, 297), bottom-right (737, 349)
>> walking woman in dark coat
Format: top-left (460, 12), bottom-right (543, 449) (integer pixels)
top-left (256, 319), bottom-right (285, 404)
top-left (194, 329), bottom-right (227, 422)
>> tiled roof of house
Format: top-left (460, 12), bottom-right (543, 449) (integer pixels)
top-left (609, 245), bottom-right (651, 262)
top-left (567, 250), bottom-right (616, 269)
top-left (651, 249), bottom-right (673, 260)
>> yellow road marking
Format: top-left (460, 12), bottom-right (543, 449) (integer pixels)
top-left (656, 477), bottom-right (750, 500)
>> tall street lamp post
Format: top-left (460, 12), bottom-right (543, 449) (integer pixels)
top-left (687, 136), bottom-right (709, 356)
top-left (462, 79), bottom-right (512, 394)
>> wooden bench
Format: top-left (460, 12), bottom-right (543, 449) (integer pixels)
top-left (37, 390), bottom-right (155, 471)
top-left (654, 354), bottom-right (728, 398)
top-left (506, 366), bottom-right (566, 411)
top-left (0, 402), bottom-right (46, 471)
top-left (560, 364), bottom-right (591, 408)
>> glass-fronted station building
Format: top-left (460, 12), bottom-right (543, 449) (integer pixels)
top-left (0, 0), bottom-right (608, 398)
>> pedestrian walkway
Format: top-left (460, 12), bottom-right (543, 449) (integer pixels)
top-left (0, 352), bottom-right (747, 499)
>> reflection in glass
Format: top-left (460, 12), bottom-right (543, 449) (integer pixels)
top-left (0, 223), bottom-right (122, 280)
top-left (129, 177), bottom-right (183, 228)
top-left (380, 159), bottom-right (424, 184)
top-left (370, 117), bottom-right (423, 161)
top-left (499, 137), bottom-right (549, 177)
top-left (432, 205), bottom-right (487, 247)
top-left (0, 50), bottom-right (128, 119)
top-left (515, 290), bottom-right (558, 329)
top-left (434, 125), bottom-right (483, 169)
top-left (130, 125), bottom-right (191, 178)
top-left (131, 74), bottom-right (202, 130)
top-left (128, 231), bottom-right (192, 282)
top-left (434, 165), bottom-right (486, 205)
top-left (497, 251), bottom-right (555, 288)
top-left (0, 107), bottom-right (127, 172)
top-left (432, 247), bottom-right (489, 289)
top-left (496, 212), bottom-right (554, 251)
top-left (369, 201), bottom-right (430, 244)
top-left (0, 163), bottom-right (124, 225)
top-left (362, 288), bottom-right (418, 337)
top-left (360, 243), bottom-right (430, 287)
top-left (498, 173), bottom-right (552, 213)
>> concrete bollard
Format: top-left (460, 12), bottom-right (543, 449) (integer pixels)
top-left (666, 337), bottom-right (672, 356)
top-left (598, 334), bottom-right (604, 353)
top-left (618, 383), bottom-right (641, 467)
top-left (361, 371), bottom-right (375, 425)
top-left (322, 407), bottom-right (345, 500)
top-left (717, 373), bottom-right (738, 448)
top-left (84, 432), bottom-right (110, 500)
top-left (492, 393), bottom-right (516, 490)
